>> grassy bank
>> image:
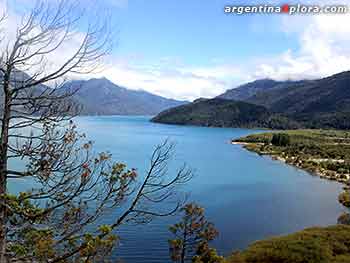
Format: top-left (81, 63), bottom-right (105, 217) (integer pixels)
top-left (226, 225), bottom-right (350, 263)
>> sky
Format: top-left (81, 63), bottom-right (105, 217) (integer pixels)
top-left (2, 0), bottom-right (350, 101)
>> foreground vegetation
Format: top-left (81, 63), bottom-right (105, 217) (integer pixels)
top-left (226, 225), bottom-right (350, 263)
top-left (170, 205), bottom-right (350, 263)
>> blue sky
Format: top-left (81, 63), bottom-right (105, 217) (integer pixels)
top-left (101, 0), bottom-right (302, 74)
top-left (113, 0), bottom-right (297, 64)
top-left (3, 0), bottom-right (350, 100)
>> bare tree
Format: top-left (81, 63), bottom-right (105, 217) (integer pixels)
top-left (0, 1), bottom-right (192, 262)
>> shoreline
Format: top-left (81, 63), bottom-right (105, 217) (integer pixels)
top-left (232, 140), bottom-right (350, 187)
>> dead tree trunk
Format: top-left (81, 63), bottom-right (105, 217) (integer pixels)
top-left (0, 72), bottom-right (11, 263)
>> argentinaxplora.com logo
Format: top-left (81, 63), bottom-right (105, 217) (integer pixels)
top-left (224, 4), bottom-right (349, 15)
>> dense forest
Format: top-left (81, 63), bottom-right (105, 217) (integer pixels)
top-left (152, 98), bottom-right (300, 129)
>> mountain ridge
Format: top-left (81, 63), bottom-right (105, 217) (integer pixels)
top-left (152, 71), bottom-right (350, 130)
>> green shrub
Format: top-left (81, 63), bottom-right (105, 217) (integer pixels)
top-left (338, 213), bottom-right (350, 225)
top-left (271, 133), bottom-right (291, 147)
top-left (338, 191), bottom-right (350, 207)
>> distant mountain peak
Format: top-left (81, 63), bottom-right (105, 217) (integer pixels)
top-left (87, 77), bottom-right (113, 84)
top-left (61, 78), bottom-right (187, 116)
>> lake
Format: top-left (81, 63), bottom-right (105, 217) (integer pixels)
top-left (10, 116), bottom-right (346, 262)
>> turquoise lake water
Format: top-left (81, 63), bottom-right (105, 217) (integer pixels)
top-left (9, 116), bottom-right (346, 262)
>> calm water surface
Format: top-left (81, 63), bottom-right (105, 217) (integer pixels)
top-left (9, 116), bottom-right (346, 262)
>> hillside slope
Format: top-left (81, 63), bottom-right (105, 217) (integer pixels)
top-left (217, 79), bottom-right (307, 101)
top-left (151, 98), bottom-right (299, 129)
top-left (247, 71), bottom-right (350, 129)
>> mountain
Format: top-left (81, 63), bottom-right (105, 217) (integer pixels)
top-left (61, 78), bottom-right (187, 115)
top-left (153, 71), bottom-right (350, 130)
top-left (151, 98), bottom-right (299, 129)
top-left (247, 71), bottom-right (350, 113)
top-left (246, 71), bottom-right (350, 129)
top-left (217, 79), bottom-right (306, 101)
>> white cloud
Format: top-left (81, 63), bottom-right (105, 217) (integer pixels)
top-left (91, 61), bottom-right (246, 101)
top-left (255, 5), bottom-right (350, 80)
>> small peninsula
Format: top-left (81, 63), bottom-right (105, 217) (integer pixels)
top-left (233, 130), bottom-right (350, 207)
